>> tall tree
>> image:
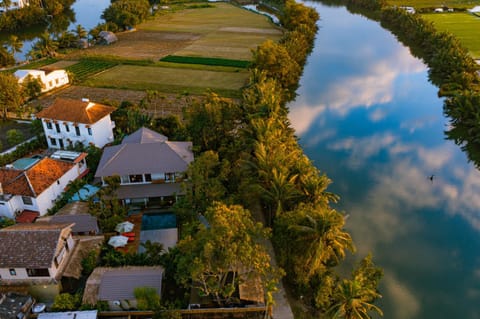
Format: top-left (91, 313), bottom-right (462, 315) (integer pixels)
top-left (175, 202), bottom-right (280, 306)
top-left (7, 35), bottom-right (23, 57)
top-left (73, 24), bottom-right (87, 40)
top-left (0, 73), bottom-right (25, 121)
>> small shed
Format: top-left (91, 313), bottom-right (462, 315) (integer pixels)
top-left (98, 31), bottom-right (118, 45)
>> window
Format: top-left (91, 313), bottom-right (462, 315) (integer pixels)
top-left (27, 268), bottom-right (49, 277)
top-left (9, 269), bottom-right (16, 276)
top-left (87, 127), bottom-right (92, 135)
top-left (120, 175), bottom-right (130, 184)
top-left (50, 137), bottom-right (57, 146)
top-left (55, 123), bottom-right (60, 133)
top-left (64, 124), bottom-right (70, 132)
top-left (75, 126), bottom-right (80, 136)
top-left (129, 175), bottom-right (143, 183)
top-left (55, 78), bottom-right (59, 84)
top-left (58, 139), bottom-right (64, 149)
top-left (165, 172), bottom-right (175, 182)
top-left (145, 174), bottom-right (152, 182)
top-left (22, 196), bottom-right (33, 205)
top-left (46, 122), bottom-right (52, 130)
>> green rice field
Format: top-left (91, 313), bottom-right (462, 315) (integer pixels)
top-left (82, 65), bottom-right (249, 97)
top-left (387, 0), bottom-right (480, 9)
top-left (422, 12), bottom-right (480, 58)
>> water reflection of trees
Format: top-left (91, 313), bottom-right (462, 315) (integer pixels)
top-left (318, 0), bottom-right (480, 168)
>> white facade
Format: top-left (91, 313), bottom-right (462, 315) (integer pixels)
top-left (15, 69), bottom-right (69, 93)
top-left (42, 116), bottom-right (115, 149)
top-left (0, 153), bottom-right (87, 219)
top-left (0, 228), bottom-right (75, 282)
top-left (0, 0), bottom-right (29, 11)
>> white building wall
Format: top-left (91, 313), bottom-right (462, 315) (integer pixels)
top-left (0, 267), bottom-right (55, 281)
top-left (91, 115), bottom-right (115, 148)
top-left (42, 116), bottom-right (114, 149)
top-left (43, 71), bottom-right (69, 91)
top-left (0, 196), bottom-right (25, 219)
top-left (35, 165), bottom-right (80, 215)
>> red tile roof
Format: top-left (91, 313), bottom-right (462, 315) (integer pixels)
top-left (15, 210), bottom-right (40, 223)
top-left (0, 158), bottom-right (74, 197)
top-left (36, 98), bottom-right (116, 124)
top-left (26, 158), bottom-right (74, 195)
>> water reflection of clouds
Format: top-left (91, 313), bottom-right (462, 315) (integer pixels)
top-left (290, 46), bottom-right (425, 136)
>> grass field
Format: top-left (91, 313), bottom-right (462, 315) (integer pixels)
top-left (140, 2), bottom-right (282, 60)
top-left (387, 0), bottom-right (480, 8)
top-left (82, 65), bottom-right (248, 98)
top-left (422, 12), bottom-right (480, 58)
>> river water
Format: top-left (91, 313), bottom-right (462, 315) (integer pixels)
top-left (288, 2), bottom-right (480, 319)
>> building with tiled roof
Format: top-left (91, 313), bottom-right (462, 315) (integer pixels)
top-left (14, 68), bottom-right (69, 93)
top-left (36, 98), bottom-right (116, 149)
top-left (0, 152), bottom-right (87, 219)
top-left (95, 127), bottom-right (193, 207)
top-left (0, 222), bottom-right (75, 283)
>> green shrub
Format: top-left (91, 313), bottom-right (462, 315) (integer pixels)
top-left (160, 55), bottom-right (250, 68)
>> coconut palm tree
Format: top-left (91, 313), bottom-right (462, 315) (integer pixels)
top-left (327, 279), bottom-right (383, 319)
top-left (7, 35), bottom-right (23, 57)
top-left (73, 24), bottom-right (88, 40)
top-left (288, 204), bottom-right (355, 280)
top-left (31, 32), bottom-right (58, 58)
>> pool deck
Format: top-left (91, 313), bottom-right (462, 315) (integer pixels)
top-left (115, 212), bottom-right (143, 254)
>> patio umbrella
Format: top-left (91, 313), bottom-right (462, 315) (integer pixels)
top-left (115, 221), bottom-right (134, 233)
top-left (108, 235), bottom-right (129, 248)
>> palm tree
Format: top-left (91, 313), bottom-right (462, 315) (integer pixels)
top-left (31, 32), bottom-right (58, 58)
top-left (0, 0), bottom-right (11, 11)
top-left (289, 204), bottom-right (355, 280)
top-left (73, 24), bottom-right (87, 40)
top-left (7, 35), bottom-right (23, 57)
top-left (327, 279), bottom-right (383, 319)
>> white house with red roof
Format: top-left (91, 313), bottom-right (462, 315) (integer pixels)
top-left (0, 223), bottom-right (75, 283)
top-left (14, 69), bottom-right (69, 93)
top-left (35, 98), bottom-right (116, 149)
top-left (0, 151), bottom-right (87, 219)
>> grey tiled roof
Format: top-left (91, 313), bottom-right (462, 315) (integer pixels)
top-left (50, 214), bottom-right (99, 234)
top-left (95, 127), bottom-right (193, 177)
top-left (98, 267), bottom-right (163, 301)
top-left (0, 223), bottom-right (71, 268)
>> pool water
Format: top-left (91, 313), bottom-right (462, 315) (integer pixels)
top-left (141, 213), bottom-right (177, 230)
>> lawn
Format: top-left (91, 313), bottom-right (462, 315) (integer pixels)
top-left (387, 0), bottom-right (480, 9)
top-left (82, 65), bottom-right (249, 98)
top-left (0, 120), bottom-right (35, 152)
top-left (422, 12), bottom-right (480, 58)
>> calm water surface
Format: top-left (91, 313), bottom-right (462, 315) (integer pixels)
top-left (288, 3), bottom-right (480, 319)
top-left (15, 0), bottom-right (110, 61)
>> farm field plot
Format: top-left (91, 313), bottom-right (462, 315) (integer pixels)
top-left (82, 65), bottom-right (249, 97)
top-left (422, 12), bottom-right (480, 58)
top-left (68, 2), bottom-right (281, 61)
top-left (387, 0), bottom-right (480, 8)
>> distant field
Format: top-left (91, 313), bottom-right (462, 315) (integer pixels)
top-left (82, 65), bottom-right (248, 97)
top-left (387, 0), bottom-right (480, 8)
top-left (141, 2), bottom-right (283, 60)
top-left (422, 12), bottom-right (480, 58)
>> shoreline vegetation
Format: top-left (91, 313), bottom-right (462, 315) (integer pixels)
top-left (323, 0), bottom-right (480, 167)
top-left (1, 0), bottom-right (389, 318)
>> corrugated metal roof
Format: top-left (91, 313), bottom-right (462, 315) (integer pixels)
top-left (50, 214), bottom-right (99, 234)
top-left (38, 310), bottom-right (98, 319)
top-left (98, 267), bottom-right (163, 301)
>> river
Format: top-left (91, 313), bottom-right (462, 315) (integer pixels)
top-left (288, 2), bottom-right (480, 319)
top-left (13, 0), bottom-right (110, 61)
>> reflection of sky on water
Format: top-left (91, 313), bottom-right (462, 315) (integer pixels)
top-left (290, 3), bottom-right (480, 319)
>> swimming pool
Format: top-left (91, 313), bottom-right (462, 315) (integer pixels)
top-left (141, 212), bottom-right (177, 230)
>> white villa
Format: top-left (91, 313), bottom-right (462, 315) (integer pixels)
top-left (94, 127), bottom-right (193, 207)
top-left (0, 0), bottom-right (29, 11)
top-left (0, 151), bottom-right (88, 219)
top-left (14, 69), bottom-right (69, 93)
top-left (0, 223), bottom-right (75, 283)
top-left (36, 98), bottom-right (116, 149)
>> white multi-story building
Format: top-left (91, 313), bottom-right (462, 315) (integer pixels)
top-left (0, 151), bottom-right (88, 218)
top-left (36, 98), bottom-right (116, 149)
top-left (14, 69), bottom-right (69, 93)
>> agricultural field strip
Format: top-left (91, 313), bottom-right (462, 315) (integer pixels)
top-left (422, 12), bottom-right (480, 58)
top-left (83, 64), bottom-right (248, 91)
top-left (387, 0), bottom-right (480, 8)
